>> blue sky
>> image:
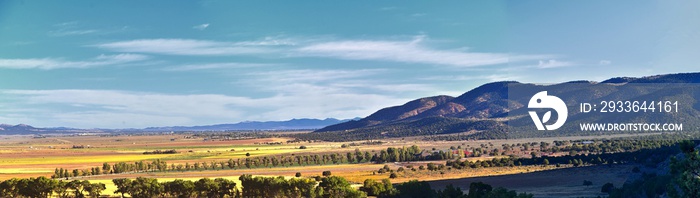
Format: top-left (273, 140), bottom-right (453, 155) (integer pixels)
top-left (0, 1), bottom-right (698, 128)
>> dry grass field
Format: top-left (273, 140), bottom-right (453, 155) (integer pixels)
top-left (428, 165), bottom-right (636, 198)
top-left (0, 132), bottom-right (655, 197)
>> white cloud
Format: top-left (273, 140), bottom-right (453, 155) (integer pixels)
top-left (419, 74), bottom-right (519, 82)
top-left (537, 59), bottom-right (574, 68)
top-left (48, 21), bottom-right (98, 36)
top-left (164, 62), bottom-right (274, 71)
top-left (0, 88), bottom-right (409, 128)
top-left (599, 60), bottom-right (612, 65)
top-left (95, 39), bottom-right (281, 56)
top-left (0, 54), bottom-right (148, 70)
top-left (248, 69), bottom-right (385, 83)
top-left (96, 36), bottom-right (550, 67)
top-left (296, 37), bottom-right (548, 67)
top-left (192, 23), bottom-right (210, 30)
top-left (49, 29), bottom-right (98, 36)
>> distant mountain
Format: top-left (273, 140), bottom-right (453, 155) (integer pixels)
top-left (0, 124), bottom-right (39, 133)
top-left (309, 72), bottom-right (700, 141)
top-left (317, 95), bottom-right (454, 132)
top-left (143, 118), bottom-right (357, 131)
top-left (0, 118), bottom-right (356, 135)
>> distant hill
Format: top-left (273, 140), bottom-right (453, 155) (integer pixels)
top-left (143, 118), bottom-right (357, 131)
top-left (307, 72), bottom-right (700, 141)
top-left (0, 124), bottom-right (39, 134)
top-left (0, 118), bottom-right (357, 135)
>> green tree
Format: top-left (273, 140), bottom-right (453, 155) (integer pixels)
top-left (323, 170), bottom-right (332, 177)
top-left (361, 179), bottom-right (396, 197)
top-left (84, 182), bottom-right (106, 198)
top-left (103, 162), bottom-right (111, 173)
top-left (467, 182), bottom-right (492, 198)
top-left (601, 182), bottom-right (614, 193)
top-left (164, 179), bottom-right (195, 198)
top-left (194, 178), bottom-right (220, 198)
top-left (215, 178), bottom-right (239, 198)
top-left (112, 178), bottom-right (132, 198)
top-left (318, 176), bottom-right (366, 198)
top-left (0, 178), bottom-right (22, 197)
top-left (396, 180), bottom-right (435, 198)
top-left (67, 180), bottom-right (87, 198)
top-left (389, 173), bottom-right (398, 179)
top-left (18, 176), bottom-right (58, 198)
top-left (129, 177), bottom-right (163, 198)
top-left (437, 184), bottom-right (465, 198)
top-left (670, 140), bottom-right (700, 197)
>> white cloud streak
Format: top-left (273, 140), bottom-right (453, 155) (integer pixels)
top-left (0, 88), bottom-right (409, 128)
top-left (96, 36), bottom-right (550, 67)
top-left (537, 59), bottom-right (574, 68)
top-left (295, 37), bottom-right (548, 67)
top-left (0, 54), bottom-right (148, 70)
top-left (164, 62), bottom-right (274, 71)
top-left (192, 23), bottom-right (210, 30)
top-left (48, 21), bottom-right (99, 37)
top-left (95, 39), bottom-right (282, 56)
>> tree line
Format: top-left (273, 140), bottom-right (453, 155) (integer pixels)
top-left (0, 177), bottom-right (104, 198)
top-left (294, 117), bottom-right (505, 142)
top-left (1, 174), bottom-right (534, 198)
top-left (361, 179), bottom-right (533, 198)
top-left (51, 136), bottom-right (682, 180)
top-left (444, 142), bottom-right (680, 170)
top-left (51, 145), bottom-right (447, 179)
top-left (603, 140), bottom-right (700, 197)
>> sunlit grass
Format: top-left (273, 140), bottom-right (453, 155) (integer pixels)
top-left (0, 168), bottom-right (53, 174)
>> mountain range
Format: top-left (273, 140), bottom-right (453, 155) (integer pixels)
top-left (142, 118), bottom-right (357, 132)
top-left (309, 72), bottom-right (700, 141)
top-left (0, 118), bottom-right (355, 135)
top-left (4, 72), bottom-right (700, 138)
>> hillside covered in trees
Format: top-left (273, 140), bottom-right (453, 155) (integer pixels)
top-left (309, 72), bottom-right (700, 142)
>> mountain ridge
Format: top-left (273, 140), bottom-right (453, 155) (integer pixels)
top-left (312, 72), bottom-right (700, 141)
top-left (0, 118), bottom-right (356, 135)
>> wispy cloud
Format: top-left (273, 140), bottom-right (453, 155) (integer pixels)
top-left (248, 69), bottom-right (386, 83)
top-left (164, 62), bottom-right (274, 71)
top-left (49, 29), bottom-right (98, 36)
top-left (0, 88), bottom-right (408, 128)
top-left (95, 39), bottom-right (284, 56)
top-left (0, 54), bottom-right (148, 70)
top-left (48, 21), bottom-right (98, 37)
top-left (537, 59), bottom-right (574, 68)
top-left (296, 36), bottom-right (548, 67)
top-left (419, 74), bottom-right (519, 82)
top-left (95, 36), bottom-right (550, 67)
top-left (192, 23), bottom-right (210, 30)
top-left (599, 60), bottom-right (612, 65)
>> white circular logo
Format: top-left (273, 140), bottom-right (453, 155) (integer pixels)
top-left (528, 91), bottom-right (568, 130)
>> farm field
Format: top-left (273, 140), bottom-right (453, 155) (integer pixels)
top-left (0, 131), bottom-right (667, 197)
top-left (428, 165), bottom-right (636, 198)
top-left (0, 132), bottom-right (659, 180)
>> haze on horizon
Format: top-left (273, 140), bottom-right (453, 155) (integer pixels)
top-left (0, 0), bottom-right (699, 128)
